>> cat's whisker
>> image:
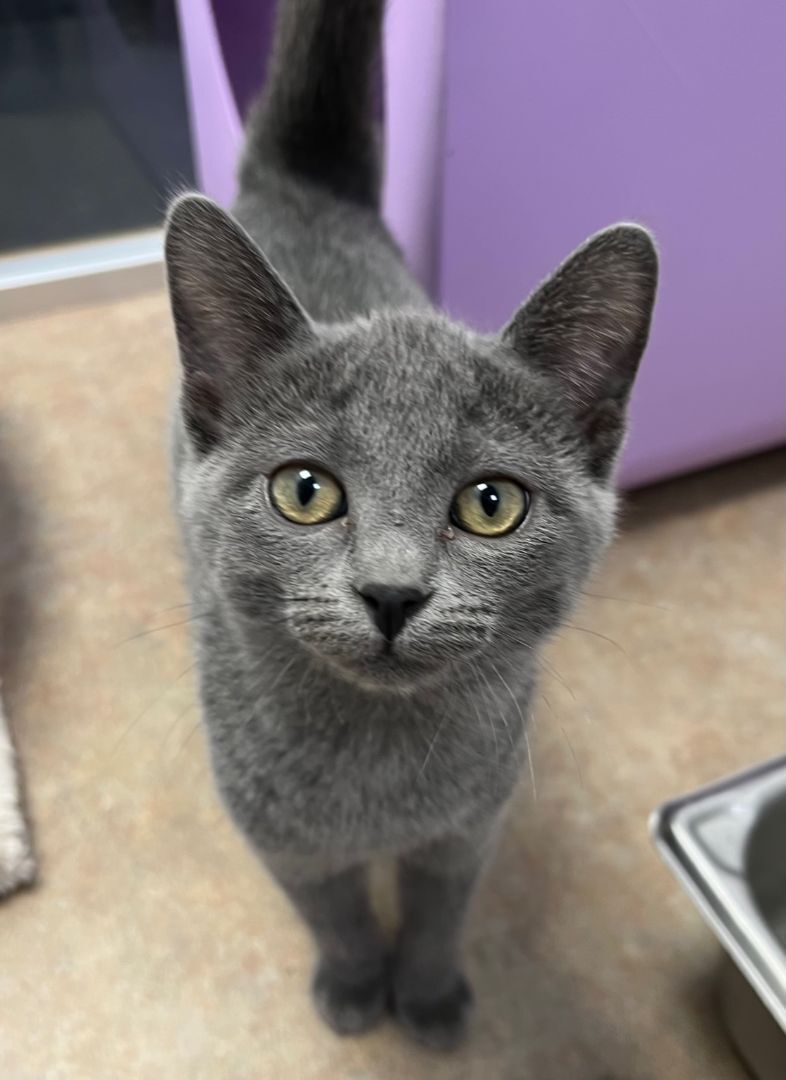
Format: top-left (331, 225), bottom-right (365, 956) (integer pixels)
top-left (171, 716), bottom-right (204, 762)
top-left (160, 699), bottom-right (200, 757)
top-left (523, 730), bottom-right (538, 800)
top-left (468, 660), bottom-right (500, 761)
top-left (560, 622), bottom-right (636, 664)
top-left (500, 631), bottom-right (577, 701)
top-left (146, 600), bottom-right (203, 618)
top-left (475, 664), bottom-right (514, 752)
top-left (580, 589), bottom-right (672, 612)
top-left (106, 660), bottom-right (197, 762)
top-left (267, 654), bottom-right (299, 693)
top-left (115, 611), bottom-right (211, 646)
top-left (487, 661), bottom-right (523, 751)
top-left (538, 657), bottom-right (577, 701)
top-left (442, 604), bottom-right (491, 617)
top-left (416, 709), bottom-right (450, 780)
top-left (561, 621), bottom-right (627, 651)
top-left (537, 693), bottom-right (552, 720)
top-left (282, 595), bottom-right (339, 605)
top-left (560, 725), bottom-right (584, 788)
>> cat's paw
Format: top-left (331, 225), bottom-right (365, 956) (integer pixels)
top-left (312, 962), bottom-right (387, 1036)
top-left (393, 974), bottom-right (473, 1051)
top-left (0, 828), bottom-right (35, 898)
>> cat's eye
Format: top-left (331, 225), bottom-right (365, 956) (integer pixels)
top-left (450, 477), bottom-right (530, 537)
top-left (269, 464), bottom-right (346, 525)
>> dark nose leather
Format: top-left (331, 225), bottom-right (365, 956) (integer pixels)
top-left (358, 584), bottom-right (430, 642)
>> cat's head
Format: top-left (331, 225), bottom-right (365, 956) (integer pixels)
top-left (165, 196), bottom-right (657, 692)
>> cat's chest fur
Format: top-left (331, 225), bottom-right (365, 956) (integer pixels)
top-left (197, 633), bottom-right (529, 858)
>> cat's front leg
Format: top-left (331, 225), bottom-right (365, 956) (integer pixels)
top-left (266, 855), bottom-right (388, 1036)
top-left (392, 832), bottom-right (490, 1050)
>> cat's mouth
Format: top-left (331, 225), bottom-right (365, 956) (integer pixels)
top-left (304, 636), bottom-right (449, 692)
top-left (336, 653), bottom-right (446, 692)
top-left (284, 600), bottom-right (486, 691)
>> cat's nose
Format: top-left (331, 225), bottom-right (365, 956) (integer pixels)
top-left (357, 584), bottom-right (430, 642)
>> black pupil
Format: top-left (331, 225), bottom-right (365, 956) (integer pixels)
top-left (296, 471), bottom-right (320, 506)
top-left (478, 484), bottom-right (500, 517)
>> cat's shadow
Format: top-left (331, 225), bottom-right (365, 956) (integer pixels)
top-left (466, 813), bottom-right (651, 1077)
top-left (466, 795), bottom-right (732, 1079)
top-left (623, 446), bottom-right (784, 532)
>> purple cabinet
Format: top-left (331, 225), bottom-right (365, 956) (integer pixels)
top-left (176, 0), bottom-right (784, 487)
top-left (439, 0), bottom-right (785, 486)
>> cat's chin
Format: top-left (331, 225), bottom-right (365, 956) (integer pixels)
top-left (316, 648), bottom-right (449, 695)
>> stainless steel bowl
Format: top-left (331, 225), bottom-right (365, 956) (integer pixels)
top-left (651, 756), bottom-right (786, 1080)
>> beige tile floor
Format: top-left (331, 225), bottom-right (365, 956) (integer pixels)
top-left (0, 290), bottom-right (783, 1079)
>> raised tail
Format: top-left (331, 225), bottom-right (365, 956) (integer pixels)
top-left (240, 0), bottom-right (386, 207)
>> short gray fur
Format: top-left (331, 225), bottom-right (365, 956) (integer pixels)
top-left (165, 0), bottom-right (657, 1049)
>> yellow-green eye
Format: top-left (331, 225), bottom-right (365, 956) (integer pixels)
top-left (269, 464), bottom-right (346, 525)
top-left (450, 477), bottom-right (530, 537)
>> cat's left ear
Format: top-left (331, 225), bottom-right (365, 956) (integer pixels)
top-left (165, 194), bottom-right (314, 451)
top-left (502, 224), bottom-right (657, 475)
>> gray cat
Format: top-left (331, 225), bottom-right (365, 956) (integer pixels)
top-left (165, 0), bottom-right (657, 1050)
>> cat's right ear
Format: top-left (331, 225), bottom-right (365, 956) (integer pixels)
top-left (165, 194), bottom-right (313, 452)
top-left (501, 225), bottom-right (657, 477)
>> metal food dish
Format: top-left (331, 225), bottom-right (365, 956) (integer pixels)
top-left (651, 756), bottom-right (786, 1080)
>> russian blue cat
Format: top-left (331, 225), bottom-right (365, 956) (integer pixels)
top-left (165, 0), bottom-right (657, 1049)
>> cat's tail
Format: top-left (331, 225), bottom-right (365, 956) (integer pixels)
top-left (239, 0), bottom-right (386, 207)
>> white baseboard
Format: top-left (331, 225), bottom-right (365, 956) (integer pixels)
top-left (0, 230), bottom-right (164, 321)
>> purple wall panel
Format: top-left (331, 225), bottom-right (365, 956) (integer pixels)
top-left (439, 0), bottom-right (785, 486)
top-left (175, 0), bottom-right (242, 207)
top-left (382, 0), bottom-right (446, 292)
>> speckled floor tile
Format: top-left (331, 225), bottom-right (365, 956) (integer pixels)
top-left (0, 291), bottom-right (782, 1079)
